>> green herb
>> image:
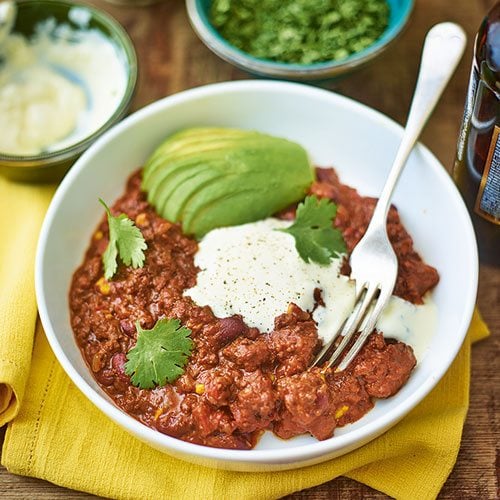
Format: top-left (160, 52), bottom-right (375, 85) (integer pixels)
top-left (210, 0), bottom-right (389, 64)
top-left (279, 195), bottom-right (346, 265)
top-left (125, 319), bottom-right (194, 390)
top-left (99, 199), bottom-right (147, 280)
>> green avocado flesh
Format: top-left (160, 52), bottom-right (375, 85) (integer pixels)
top-left (142, 127), bottom-right (314, 238)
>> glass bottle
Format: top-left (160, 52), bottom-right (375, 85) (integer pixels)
top-left (453, 2), bottom-right (500, 266)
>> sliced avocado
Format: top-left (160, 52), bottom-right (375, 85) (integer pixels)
top-left (153, 163), bottom-right (224, 222)
top-left (142, 130), bottom-right (197, 184)
top-left (141, 127), bottom-right (314, 236)
top-left (181, 174), bottom-right (250, 232)
top-left (151, 163), bottom-right (215, 221)
top-left (185, 188), bottom-right (282, 238)
top-left (183, 172), bottom-right (309, 238)
top-left (181, 168), bottom-right (301, 230)
top-left (143, 128), bottom-right (258, 185)
top-left (160, 170), bottom-right (225, 223)
top-left (144, 146), bottom-right (216, 191)
top-left (143, 137), bottom-right (261, 192)
top-left (180, 142), bottom-right (309, 231)
top-left (145, 156), bottom-right (214, 201)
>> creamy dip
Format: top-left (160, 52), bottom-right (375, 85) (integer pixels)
top-left (0, 15), bottom-right (128, 156)
top-left (185, 218), bottom-right (436, 361)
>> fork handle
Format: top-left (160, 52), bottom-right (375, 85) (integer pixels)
top-left (369, 23), bottom-right (467, 228)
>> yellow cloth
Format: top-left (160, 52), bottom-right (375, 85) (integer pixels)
top-left (0, 176), bottom-right (491, 500)
top-left (0, 177), bottom-right (55, 426)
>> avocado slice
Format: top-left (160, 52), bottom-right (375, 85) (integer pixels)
top-left (154, 164), bottom-right (225, 222)
top-left (179, 164), bottom-right (281, 223)
top-left (183, 172), bottom-right (310, 238)
top-left (151, 163), bottom-right (215, 220)
top-left (186, 187), bottom-right (288, 238)
top-left (180, 141), bottom-right (309, 227)
top-left (143, 136), bottom-right (262, 193)
top-left (180, 174), bottom-right (250, 232)
top-left (143, 128), bottom-right (258, 186)
top-left (141, 127), bottom-right (314, 236)
top-left (160, 170), bottom-right (226, 223)
top-left (145, 155), bottom-right (220, 202)
top-left (144, 147), bottom-right (218, 192)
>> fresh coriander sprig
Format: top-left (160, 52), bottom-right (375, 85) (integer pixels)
top-left (99, 198), bottom-right (147, 280)
top-left (279, 195), bottom-right (346, 265)
top-left (125, 319), bottom-right (194, 390)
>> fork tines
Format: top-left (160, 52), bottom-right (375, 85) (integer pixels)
top-left (311, 283), bottom-right (385, 372)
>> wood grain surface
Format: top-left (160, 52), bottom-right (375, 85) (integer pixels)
top-left (1, 0), bottom-right (499, 498)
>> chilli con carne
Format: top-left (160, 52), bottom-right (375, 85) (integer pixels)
top-left (69, 167), bottom-right (439, 450)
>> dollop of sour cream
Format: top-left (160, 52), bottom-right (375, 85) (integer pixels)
top-left (0, 16), bottom-right (128, 156)
top-left (185, 218), bottom-right (437, 361)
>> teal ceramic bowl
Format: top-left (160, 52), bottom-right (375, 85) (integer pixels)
top-left (186, 0), bottom-right (414, 80)
top-left (0, 0), bottom-right (137, 183)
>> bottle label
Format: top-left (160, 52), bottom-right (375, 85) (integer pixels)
top-left (475, 125), bottom-right (500, 224)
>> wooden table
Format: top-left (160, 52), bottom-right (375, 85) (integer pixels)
top-left (1, 0), bottom-right (499, 497)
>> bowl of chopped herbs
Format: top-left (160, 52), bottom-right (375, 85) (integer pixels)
top-left (186, 0), bottom-right (414, 80)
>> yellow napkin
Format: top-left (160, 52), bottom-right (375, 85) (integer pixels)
top-left (0, 177), bottom-right (55, 426)
top-left (0, 176), bottom-right (490, 500)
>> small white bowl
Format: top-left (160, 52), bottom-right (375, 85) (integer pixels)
top-left (35, 80), bottom-right (478, 471)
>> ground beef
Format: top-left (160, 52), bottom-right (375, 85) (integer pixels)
top-left (268, 304), bottom-right (320, 377)
top-left (197, 366), bottom-right (238, 407)
top-left (223, 336), bottom-right (272, 372)
top-left (327, 371), bottom-right (374, 427)
top-left (274, 369), bottom-right (337, 440)
top-left (230, 370), bottom-right (277, 432)
top-left (351, 334), bottom-right (417, 398)
top-left (69, 167), bottom-right (435, 449)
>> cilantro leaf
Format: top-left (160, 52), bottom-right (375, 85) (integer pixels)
top-left (99, 199), bottom-right (147, 280)
top-left (124, 319), bottom-right (194, 390)
top-left (279, 195), bottom-right (347, 265)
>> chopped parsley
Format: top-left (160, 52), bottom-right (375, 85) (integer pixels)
top-left (279, 195), bottom-right (346, 265)
top-left (99, 199), bottom-right (147, 280)
top-left (210, 0), bottom-right (390, 64)
top-left (125, 319), bottom-right (194, 390)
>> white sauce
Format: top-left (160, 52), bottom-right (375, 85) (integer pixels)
top-left (185, 218), bottom-right (437, 362)
top-left (0, 16), bottom-right (128, 156)
top-left (377, 296), bottom-right (436, 361)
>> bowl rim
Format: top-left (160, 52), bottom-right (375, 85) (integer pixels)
top-left (0, 0), bottom-right (138, 166)
top-left (185, 0), bottom-right (415, 78)
top-left (36, 80), bottom-right (478, 466)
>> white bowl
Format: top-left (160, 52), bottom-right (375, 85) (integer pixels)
top-left (35, 80), bottom-right (478, 471)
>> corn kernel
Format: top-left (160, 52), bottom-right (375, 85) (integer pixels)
top-left (91, 354), bottom-right (102, 372)
top-left (96, 277), bottom-right (111, 295)
top-left (269, 373), bottom-right (275, 382)
top-left (94, 230), bottom-right (103, 240)
top-left (195, 383), bottom-right (205, 395)
top-left (135, 213), bottom-right (148, 227)
top-left (154, 407), bottom-right (163, 421)
top-left (335, 405), bottom-right (349, 419)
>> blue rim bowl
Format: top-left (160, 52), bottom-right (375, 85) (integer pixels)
top-left (186, 0), bottom-right (414, 80)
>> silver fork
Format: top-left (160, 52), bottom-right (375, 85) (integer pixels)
top-left (312, 23), bottom-right (467, 372)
